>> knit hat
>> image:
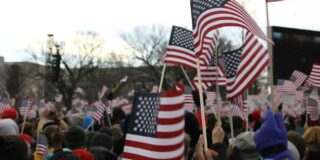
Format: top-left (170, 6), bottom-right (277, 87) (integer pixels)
top-left (253, 109), bottom-right (290, 159)
top-left (64, 126), bottom-right (86, 150)
top-left (89, 132), bottom-right (113, 150)
top-left (288, 141), bottom-right (300, 160)
top-left (234, 131), bottom-right (260, 160)
top-left (98, 127), bottom-right (113, 137)
top-left (252, 109), bottom-right (261, 122)
top-left (21, 134), bottom-right (32, 145)
top-left (89, 146), bottom-right (117, 160)
top-left (73, 149), bottom-right (95, 160)
top-left (1, 108), bottom-right (18, 120)
top-left (0, 119), bottom-right (19, 136)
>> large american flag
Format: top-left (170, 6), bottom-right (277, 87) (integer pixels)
top-left (266, 0), bottom-right (284, 2)
top-left (275, 79), bottom-right (296, 93)
top-left (306, 98), bottom-right (319, 121)
top-left (193, 53), bottom-right (226, 91)
top-left (290, 70), bottom-right (307, 89)
top-left (191, 0), bottom-right (271, 57)
top-left (307, 64), bottom-right (320, 88)
top-left (19, 99), bottom-right (32, 117)
top-left (123, 84), bottom-right (185, 160)
top-left (36, 133), bottom-right (48, 157)
top-left (221, 32), bottom-right (269, 100)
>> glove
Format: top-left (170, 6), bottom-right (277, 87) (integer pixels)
top-left (253, 109), bottom-right (290, 159)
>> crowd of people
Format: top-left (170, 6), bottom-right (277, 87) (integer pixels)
top-left (0, 91), bottom-right (319, 160)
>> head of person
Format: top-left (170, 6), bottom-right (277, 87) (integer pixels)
top-left (0, 135), bottom-right (28, 160)
top-left (288, 131), bottom-right (305, 160)
top-left (64, 126), bottom-right (86, 150)
top-left (302, 126), bottom-right (320, 160)
top-left (232, 131), bottom-right (260, 160)
top-left (1, 108), bottom-right (18, 121)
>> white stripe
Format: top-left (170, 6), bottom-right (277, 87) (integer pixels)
top-left (158, 109), bottom-right (184, 119)
top-left (123, 144), bottom-right (184, 159)
top-left (160, 95), bottom-right (184, 105)
top-left (227, 54), bottom-right (268, 98)
top-left (157, 120), bottom-right (184, 132)
top-left (125, 133), bottom-right (184, 146)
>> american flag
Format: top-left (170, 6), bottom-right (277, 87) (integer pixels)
top-left (123, 84), bottom-right (185, 160)
top-left (0, 96), bottom-right (11, 113)
top-left (266, 0), bottom-right (284, 2)
top-left (183, 86), bottom-right (194, 112)
top-left (19, 99), bottom-right (32, 117)
top-left (307, 64), bottom-right (320, 88)
top-left (275, 79), bottom-right (296, 93)
top-left (92, 102), bottom-right (109, 124)
top-left (230, 104), bottom-right (245, 120)
top-left (164, 26), bottom-right (220, 69)
top-left (36, 133), bottom-right (48, 157)
top-left (193, 53), bottom-right (226, 91)
top-left (164, 26), bottom-right (197, 69)
top-left (221, 32), bottom-right (269, 99)
top-left (306, 98), bottom-right (319, 121)
top-left (290, 70), bottom-right (307, 89)
top-left (191, 0), bottom-right (271, 57)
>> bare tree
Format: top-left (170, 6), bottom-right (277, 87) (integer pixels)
top-left (28, 31), bottom-right (107, 109)
top-left (120, 25), bottom-right (170, 88)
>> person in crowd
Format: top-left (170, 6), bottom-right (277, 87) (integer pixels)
top-left (88, 132), bottom-right (117, 160)
top-left (228, 131), bottom-right (261, 160)
top-left (302, 126), bottom-right (320, 160)
top-left (288, 131), bottom-right (305, 160)
top-left (254, 108), bottom-right (291, 160)
top-left (0, 135), bottom-right (28, 160)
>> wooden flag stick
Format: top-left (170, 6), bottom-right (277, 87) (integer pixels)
top-left (215, 51), bottom-right (222, 122)
top-left (305, 95), bottom-right (309, 126)
top-left (180, 65), bottom-right (195, 90)
top-left (158, 64), bottom-right (167, 92)
top-left (196, 58), bottom-right (208, 151)
top-left (265, 2), bottom-right (275, 112)
top-left (21, 99), bottom-right (30, 134)
top-left (228, 102), bottom-right (235, 143)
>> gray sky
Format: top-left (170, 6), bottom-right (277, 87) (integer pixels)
top-left (0, 0), bottom-right (319, 62)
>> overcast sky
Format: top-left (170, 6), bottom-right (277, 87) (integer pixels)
top-left (0, 0), bottom-right (319, 62)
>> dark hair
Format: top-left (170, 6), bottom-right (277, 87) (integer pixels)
top-left (0, 135), bottom-right (28, 160)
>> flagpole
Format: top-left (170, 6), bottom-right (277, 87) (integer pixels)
top-left (21, 99), bottom-right (29, 134)
top-left (228, 102), bottom-right (235, 143)
top-left (196, 58), bottom-right (208, 151)
top-left (215, 48), bottom-right (222, 122)
top-left (245, 90), bottom-right (249, 132)
top-left (158, 64), bottom-right (167, 92)
top-left (305, 95), bottom-right (309, 126)
top-left (265, 1), bottom-right (275, 112)
top-left (180, 65), bottom-right (195, 90)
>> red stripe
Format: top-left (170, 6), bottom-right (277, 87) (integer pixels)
top-left (157, 115), bottom-right (184, 125)
top-left (157, 129), bottom-right (184, 138)
top-left (160, 103), bottom-right (184, 111)
top-left (123, 152), bottom-right (184, 160)
top-left (124, 140), bottom-right (184, 152)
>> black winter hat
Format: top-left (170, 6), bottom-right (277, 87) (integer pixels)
top-left (64, 126), bottom-right (86, 150)
top-left (89, 133), bottom-right (113, 150)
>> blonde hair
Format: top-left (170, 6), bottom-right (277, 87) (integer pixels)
top-left (302, 126), bottom-right (320, 150)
